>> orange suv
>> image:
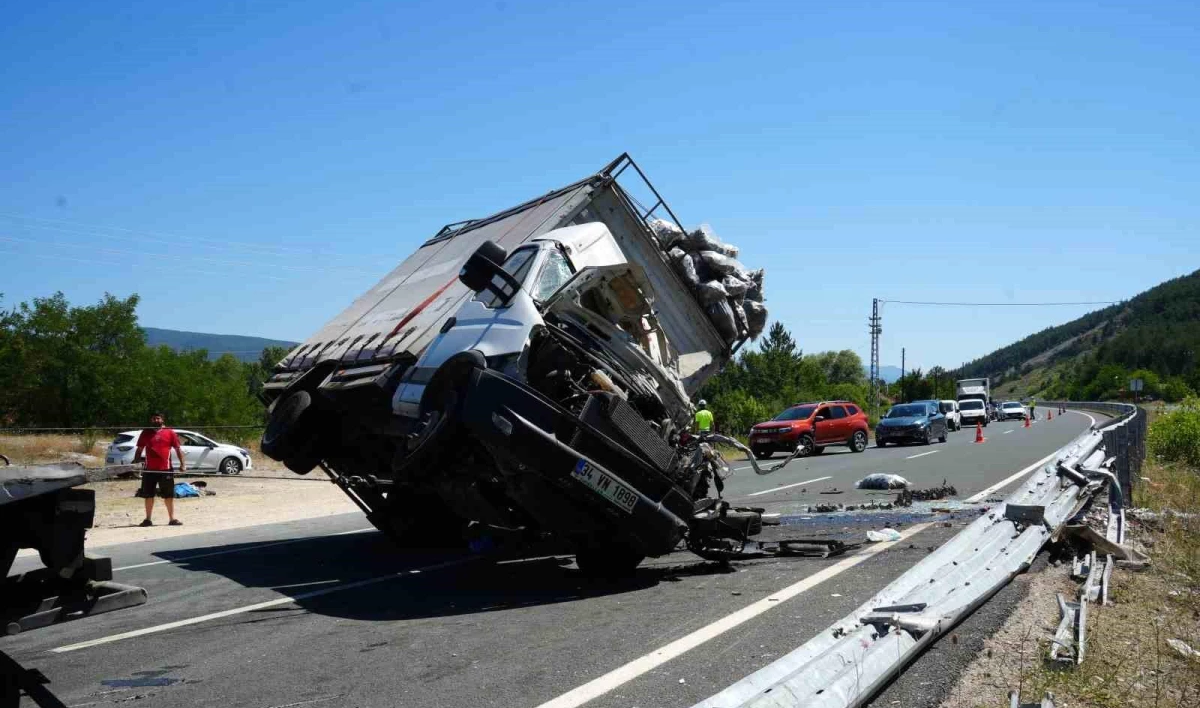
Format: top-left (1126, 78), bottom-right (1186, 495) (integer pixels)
top-left (748, 401), bottom-right (870, 459)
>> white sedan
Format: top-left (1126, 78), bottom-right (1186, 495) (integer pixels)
top-left (106, 429), bottom-right (253, 475)
top-left (999, 401), bottom-right (1029, 421)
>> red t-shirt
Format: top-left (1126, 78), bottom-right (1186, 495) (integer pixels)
top-left (137, 428), bottom-right (180, 471)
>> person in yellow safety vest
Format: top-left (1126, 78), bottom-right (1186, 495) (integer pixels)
top-left (1029, 399), bottom-right (1036, 421)
top-left (694, 399), bottom-right (714, 433)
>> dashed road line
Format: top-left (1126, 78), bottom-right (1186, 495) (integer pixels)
top-left (905, 450), bottom-right (940, 460)
top-left (745, 476), bottom-right (832, 497)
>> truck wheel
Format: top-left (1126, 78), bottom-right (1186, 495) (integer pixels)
top-left (261, 390), bottom-right (320, 474)
top-left (849, 431), bottom-right (868, 453)
top-left (753, 448), bottom-right (773, 460)
top-left (794, 434), bottom-right (815, 457)
top-left (576, 544), bottom-right (645, 578)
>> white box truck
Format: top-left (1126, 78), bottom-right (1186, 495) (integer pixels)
top-left (257, 155), bottom-right (772, 574)
top-left (956, 378), bottom-right (991, 428)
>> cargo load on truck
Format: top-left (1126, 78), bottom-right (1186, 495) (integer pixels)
top-left (258, 154), bottom-right (792, 575)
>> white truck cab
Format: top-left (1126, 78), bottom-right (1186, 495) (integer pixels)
top-left (392, 223), bottom-right (690, 424)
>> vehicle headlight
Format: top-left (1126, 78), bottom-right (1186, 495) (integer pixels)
top-left (238, 448), bottom-right (250, 456)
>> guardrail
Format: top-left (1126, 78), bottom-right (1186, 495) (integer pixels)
top-left (693, 402), bottom-right (1145, 708)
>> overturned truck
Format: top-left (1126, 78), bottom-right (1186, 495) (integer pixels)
top-left (258, 154), bottom-right (776, 574)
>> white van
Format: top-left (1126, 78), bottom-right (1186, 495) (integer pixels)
top-left (958, 398), bottom-right (988, 428)
top-left (939, 400), bottom-right (961, 431)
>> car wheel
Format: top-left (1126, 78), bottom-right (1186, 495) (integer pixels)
top-left (753, 448), bottom-right (773, 460)
top-left (794, 434), bottom-right (815, 457)
top-left (876, 440), bottom-right (888, 447)
top-left (923, 428), bottom-right (932, 445)
top-left (219, 456), bottom-right (243, 475)
top-left (939, 428), bottom-right (947, 443)
top-left (812, 446), bottom-right (825, 455)
top-left (849, 431), bottom-right (868, 453)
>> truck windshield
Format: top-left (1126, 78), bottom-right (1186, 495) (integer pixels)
top-left (887, 404), bottom-right (927, 418)
top-left (773, 405), bottom-right (816, 421)
top-left (960, 400), bottom-right (984, 410)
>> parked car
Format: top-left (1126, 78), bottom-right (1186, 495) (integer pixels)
top-left (748, 401), bottom-right (870, 459)
top-left (1000, 401), bottom-right (1028, 421)
top-left (106, 429), bottom-right (252, 474)
top-left (939, 399), bottom-right (961, 431)
top-left (959, 398), bottom-right (989, 427)
top-left (875, 401), bottom-right (948, 446)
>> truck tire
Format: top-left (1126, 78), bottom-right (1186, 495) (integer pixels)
top-left (261, 390), bottom-right (321, 474)
top-left (575, 543), bottom-right (645, 578)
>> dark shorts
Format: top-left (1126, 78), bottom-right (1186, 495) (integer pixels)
top-left (136, 472), bottom-right (175, 499)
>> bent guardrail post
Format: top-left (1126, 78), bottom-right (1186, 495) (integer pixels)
top-left (692, 402), bottom-right (1143, 708)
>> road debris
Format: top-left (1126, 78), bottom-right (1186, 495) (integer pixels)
top-left (1166, 638), bottom-right (1200, 661)
top-left (866, 528), bottom-right (902, 542)
top-left (894, 480), bottom-right (957, 506)
top-left (855, 473), bottom-right (910, 490)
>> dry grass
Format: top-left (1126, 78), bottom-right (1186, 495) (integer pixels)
top-left (944, 456), bottom-right (1200, 708)
top-left (0, 433), bottom-right (107, 465)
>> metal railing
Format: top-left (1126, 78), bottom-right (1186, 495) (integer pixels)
top-left (693, 403), bottom-right (1145, 708)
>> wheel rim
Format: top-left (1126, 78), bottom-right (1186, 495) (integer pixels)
top-left (797, 437), bottom-right (813, 456)
top-left (223, 459), bottom-right (238, 474)
top-left (853, 432), bottom-right (866, 451)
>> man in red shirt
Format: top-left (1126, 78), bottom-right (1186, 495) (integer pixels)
top-left (133, 413), bottom-right (186, 526)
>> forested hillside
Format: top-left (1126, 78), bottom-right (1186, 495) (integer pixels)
top-left (0, 292), bottom-right (287, 428)
top-left (957, 269), bottom-right (1200, 401)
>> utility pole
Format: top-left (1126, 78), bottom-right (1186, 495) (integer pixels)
top-left (869, 298), bottom-right (882, 419)
top-left (901, 347), bottom-right (906, 403)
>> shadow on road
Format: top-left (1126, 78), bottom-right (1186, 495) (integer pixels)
top-left (158, 531), bottom-right (741, 622)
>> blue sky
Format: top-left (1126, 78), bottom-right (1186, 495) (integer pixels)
top-left (2, 0), bottom-right (1198, 370)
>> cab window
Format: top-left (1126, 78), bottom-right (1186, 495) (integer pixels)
top-left (828, 405), bottom-right (847, 419)
top-left (532, 250), bottom-right (574, 301)
top-left (478, 247), bottom-right (537, 308)
top-left (816, 407), bottom-right (832, 420)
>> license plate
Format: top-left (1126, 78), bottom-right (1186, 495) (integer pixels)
top-left (572, 459), bottom-right (638, 514)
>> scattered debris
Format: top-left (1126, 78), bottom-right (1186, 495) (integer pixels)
top-left (806, 503), bottom-right (843, 513)
top-left (1166, 638), bottom-right (1200, 661)
top-left (819, 488), bottom-right (844, 495)
top-left (1049, 592), bottom-right (1087, 664)
top-left (866, 528), bottom-right (902, 542)
top-left (894, 480), bottom-right (957, 506)
top-left (855, 473), bottom-right (910, 490)
top-left (1009, 688), bottom-right (1057, 708)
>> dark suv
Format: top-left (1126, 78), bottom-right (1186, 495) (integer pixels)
top-left (748, 401), bottom-right (870, 459)
top-left (875, 400), bottom-right (948, 446)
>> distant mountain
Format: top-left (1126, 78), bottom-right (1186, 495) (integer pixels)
top-left (142, 327), bottom-right (298, 363)
top-left (862, 365), bottom-right (904, 383)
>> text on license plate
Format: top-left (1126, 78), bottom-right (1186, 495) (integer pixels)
top-left (572, 459), bottom-right (638, 514)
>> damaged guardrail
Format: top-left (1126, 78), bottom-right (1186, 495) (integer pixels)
top-left (692, 403), bottom-right (1145, 708)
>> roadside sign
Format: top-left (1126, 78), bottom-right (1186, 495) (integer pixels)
top-left (1130, 378), bottom-right (1144, 392)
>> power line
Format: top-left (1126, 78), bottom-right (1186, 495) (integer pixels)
top-left (880, 299), bottom-right (1121, 307)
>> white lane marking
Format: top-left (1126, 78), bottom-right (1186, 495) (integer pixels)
top-left (745, 476), bottom-right (832, 497)
top-left (1003, 430), bottom-right (1013, 435)
top-left (905, 450), bottom-right (940, 460)
top-left (965, 450), bottom-right (1062, 503)
top-left (113, 528), bottom-right (375, 572)
top-left (1067, 409), bottom-right (1098, 426)
top-left (51, 555), bottom-right (473, 653)
top-left (533, 523), bottom-right (934, 708)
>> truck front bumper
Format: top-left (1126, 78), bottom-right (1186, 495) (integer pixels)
top-left (457, 368), bottom-right (690, 558)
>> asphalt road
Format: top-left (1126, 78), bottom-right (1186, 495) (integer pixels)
top-left (4, 411), bottom-right (1098, 708)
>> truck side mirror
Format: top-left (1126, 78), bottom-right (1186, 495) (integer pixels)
top-left (460, 240), bottom-right (520, 306)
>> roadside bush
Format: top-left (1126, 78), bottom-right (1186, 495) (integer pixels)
top-left (1147, 396), bottom-right (1200, 467)
top-left (710, 390), bottom-right (773, 439)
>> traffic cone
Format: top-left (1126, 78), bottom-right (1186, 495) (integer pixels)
top-left (1024, 414), bottom-right (1031, 428)
top-left (974, 422), bottom-right (986, 443)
